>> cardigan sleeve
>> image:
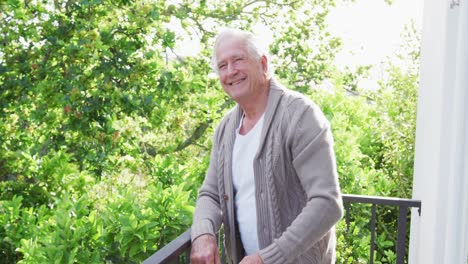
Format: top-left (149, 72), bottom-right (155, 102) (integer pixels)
top-left (259, 99), bottom-right (343, 264)
top-left (191, 126), bottom-right (223, 242)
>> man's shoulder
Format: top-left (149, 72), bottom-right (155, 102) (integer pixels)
top-left (278, 86), bottom-right (320, 114)
top-left (211, 105), bottom-right (238, 140)
top-left (273, 83), bottom-right (328, 130)
top-left (219, 105), bottom-right (237, 125)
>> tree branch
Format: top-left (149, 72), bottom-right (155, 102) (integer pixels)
top-left (144, 98), bottom-right (233, 156)
top-left (171, 98), bottom-right (232, 153)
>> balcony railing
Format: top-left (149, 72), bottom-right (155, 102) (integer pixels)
top-left (144, 194), bottom-right (422, 264)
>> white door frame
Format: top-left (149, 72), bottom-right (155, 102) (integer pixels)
top-left (409, 0), bottom-right (468, 263)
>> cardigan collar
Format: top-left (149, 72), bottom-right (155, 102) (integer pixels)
top-left (224, 78), bottom-right (285, 158)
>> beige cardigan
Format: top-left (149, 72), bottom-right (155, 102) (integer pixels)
top-left (191, 79), bottom-right (343, 264)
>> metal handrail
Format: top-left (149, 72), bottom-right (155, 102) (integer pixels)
top-left (342, 194), bottom-right (421, 264)
top-left (144, 194), bottom-right (422, 264)
top-left (143, 229), bottom-right (191, 264)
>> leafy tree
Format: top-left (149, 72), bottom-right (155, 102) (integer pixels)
top-left (1, 0), bottom-right (419, 262)
top-left (0, 0), bottom-right (343, 262)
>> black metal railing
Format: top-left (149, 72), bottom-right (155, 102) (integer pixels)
top-left (144, 194), bottom-right (421, 264)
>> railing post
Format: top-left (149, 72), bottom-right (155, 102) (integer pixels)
top-left (396, 206), bottom-right (408, 264)
top-left (370, 204), bottom-right (377, 264)
top-left (185, 247), bottom-right (190, 264)
top-left (345, 202), bottom-right (351, 232)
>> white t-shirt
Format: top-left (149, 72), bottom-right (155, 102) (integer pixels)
top-left (232, 113), bottom-right (264, 255)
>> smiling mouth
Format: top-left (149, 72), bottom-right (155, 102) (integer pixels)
top-left (228, 77), bottom-right (246, 86)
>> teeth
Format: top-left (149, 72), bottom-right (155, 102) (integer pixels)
top-left (230, 78), bottom-right (245, 85)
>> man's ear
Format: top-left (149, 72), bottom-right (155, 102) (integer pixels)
top-left (261, 55), bottom-right (268, 76)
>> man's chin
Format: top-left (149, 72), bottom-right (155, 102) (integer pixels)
top-left (224, 88), bottom-right (245, 97)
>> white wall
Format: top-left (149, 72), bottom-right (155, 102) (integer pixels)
top-left (409, 0), bottom-right (468, 263)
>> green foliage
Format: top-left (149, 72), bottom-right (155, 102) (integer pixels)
top-left (1, 170), bottom-right (194, 263)
top-left (0, 0), bottom-right (419, 263)
top-left (314, 21), bottom-right (420, 263)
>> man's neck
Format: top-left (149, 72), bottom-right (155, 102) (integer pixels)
top-left (240, 80), bottom-right (270, 117)
top-left (238, 81), bottom-right (270, 135)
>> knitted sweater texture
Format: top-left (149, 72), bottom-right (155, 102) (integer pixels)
top-left (191, 79), bottom-right (343, 264)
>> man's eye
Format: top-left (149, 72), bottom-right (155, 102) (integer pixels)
top-left (219, 64), bottom-right (226, 70)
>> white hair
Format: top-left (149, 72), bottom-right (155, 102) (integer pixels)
top-left (211, 28), bottom-right (274, 80)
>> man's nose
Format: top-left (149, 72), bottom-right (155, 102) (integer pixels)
top-left (227, 63), bottom-right (238, 76)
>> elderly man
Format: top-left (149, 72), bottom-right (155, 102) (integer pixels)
top-left (190, 29), bottom-right (343, 264)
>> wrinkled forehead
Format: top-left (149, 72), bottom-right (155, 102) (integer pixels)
top-left (215, 36), bottom-right (249, 61)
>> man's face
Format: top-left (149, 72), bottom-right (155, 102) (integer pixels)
top-left (215, 36), bottom-right (267, 102)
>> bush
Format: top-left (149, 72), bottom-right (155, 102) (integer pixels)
top-left (0, 0), bottom-right (418, 262)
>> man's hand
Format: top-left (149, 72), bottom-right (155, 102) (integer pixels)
top-left (239, 254), bottom-right (264, 264)
top-left (190, 234), bottom-right (221, 264)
